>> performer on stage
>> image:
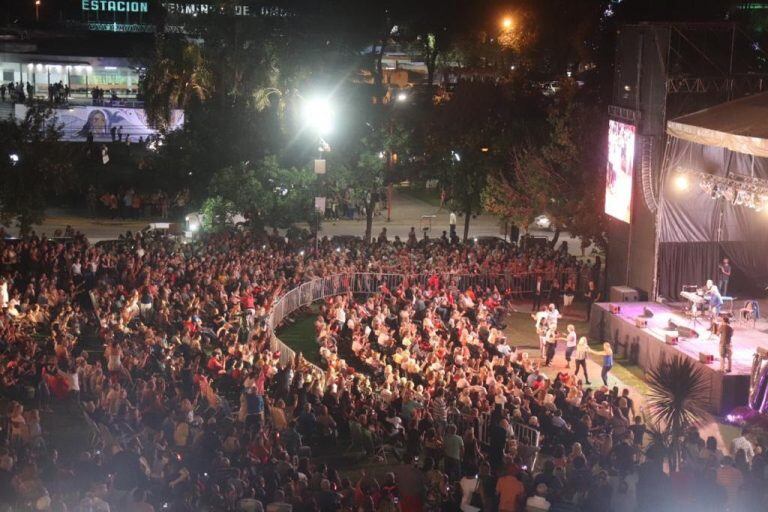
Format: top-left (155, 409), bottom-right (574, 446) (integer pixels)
top-left (719, 317), bottom-right (733, 373)
top-left (718, 258), bottom-right (732, 296)
top-left (706, 280), bottom-right (723, 319)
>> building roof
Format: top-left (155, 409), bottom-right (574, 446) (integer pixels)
top-left (667, 91), bottom-right (768, 157)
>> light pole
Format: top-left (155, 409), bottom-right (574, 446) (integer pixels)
top-left (301, 95), bottom-right (335, 252)
top-left (35, 0), bottom-right (41, 22)
top-left (385, 90), bottom-right (407, 222)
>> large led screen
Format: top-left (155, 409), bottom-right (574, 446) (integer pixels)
top-left (605, 120), bottom-right (636, 223)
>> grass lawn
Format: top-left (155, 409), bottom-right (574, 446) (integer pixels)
top-left (275, 305), bottom-right (323, 365)
top-left (504, 304), bottom-right (649, 396)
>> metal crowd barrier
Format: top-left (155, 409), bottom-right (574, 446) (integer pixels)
top-left (445, 411), bottom-right (542, 455)
top-left (266, 270), bottom-right (576, 388)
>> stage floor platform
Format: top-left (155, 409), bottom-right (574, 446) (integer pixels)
top-left (588, 302), bottom-right (763, 415)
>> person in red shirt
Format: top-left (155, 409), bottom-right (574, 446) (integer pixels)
top-left (206, 349), bottom-right (225, 374)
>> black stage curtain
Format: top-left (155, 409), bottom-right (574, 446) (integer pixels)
top-left (658, 241), bottom-right (768, 299)
top-left (720, 241), bottom-right (768, 292)
top-left (658, 242), bottom-right (719, 299)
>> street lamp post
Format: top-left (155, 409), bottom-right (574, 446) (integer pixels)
top-left (301, 95), bottom-right (334, 252)
top-left (35, 0), bottom-right (41, 22)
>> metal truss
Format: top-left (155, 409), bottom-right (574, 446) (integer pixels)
top-left (666, 75), bottom-right (768, 94)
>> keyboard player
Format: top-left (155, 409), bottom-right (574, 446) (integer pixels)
top-left (705, 280), bottom-right (723, 319)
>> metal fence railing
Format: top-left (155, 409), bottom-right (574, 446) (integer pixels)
top-left (267, 271), bottom-right (548, 451)
top-left (267, 271), bottom-right (581, 367)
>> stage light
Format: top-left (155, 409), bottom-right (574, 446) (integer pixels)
top-left (9, 153), bottom-right (19, 165)
top-left (396, 92), bottom-right (407, 102)
top-left (674, 174), bottom-right (689, 191)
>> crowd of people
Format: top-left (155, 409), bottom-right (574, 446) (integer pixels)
top-left (1, 81), bottom-right (33, 104)
top-left (0, 229), bottom-right (766, 512)
top-left (87, 188), bottom-right (189, 220)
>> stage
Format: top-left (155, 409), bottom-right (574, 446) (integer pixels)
top-left (588, 301), bottom-right (766, 415)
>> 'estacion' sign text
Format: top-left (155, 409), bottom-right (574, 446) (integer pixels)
top-left (81, 0), bottom-right (149, 13)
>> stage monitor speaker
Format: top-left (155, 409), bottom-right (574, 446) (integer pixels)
top-left (610, 286), bottom-right (639, 302)
top-left (667, 321), bottom-right (699, 339)
top-left (642, 306), bottom-right (654, 318)
top-left (665, 334), bottom-right (679, 345)
top-left (610, 304), bottom-right (622, 314)
top-left (676, 325), bottom-right (699, 339)
top-left (635, 318), bottom-right (648, 328)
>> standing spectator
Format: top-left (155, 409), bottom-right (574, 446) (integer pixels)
top-left (395, 455), bottom-right (425, 512)
top-left (731, 429), bottom-right (754, 463)
top-left (496, 462), bottom-right (525, 512)
top-left (443, 423), bottom-right (464, 482)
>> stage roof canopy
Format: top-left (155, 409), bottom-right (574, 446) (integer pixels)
top-left (667, 92), bottom-right (768, 157)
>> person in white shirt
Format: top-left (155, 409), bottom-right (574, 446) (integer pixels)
top-left (0, 278), bottom-right (8, 308)
top-left (546, 304), bottom-right (561, 330)
top-left (564, 324), bottom-right (578, 369)
top-left (731, 429), bottom-right (754, 462)
top-left (526, 483), bottom-right (551, 511)
top-left (496, 337), bottom-right (512, 356)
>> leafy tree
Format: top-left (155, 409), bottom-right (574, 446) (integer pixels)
top-left (484, 81), bottom-right (607, 248)
top-left (206, 155), bottom-right (316, 231)
top-left (420, 80), bottom-right (538, 241)
top-left (0, 106), bottom-right (75, 234)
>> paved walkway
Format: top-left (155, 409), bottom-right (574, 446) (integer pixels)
top-left (3, 190), bottom-right (594, 253)
top-left (318, 189), bottom-right (590, 253)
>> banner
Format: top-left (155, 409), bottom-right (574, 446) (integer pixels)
top-left (14, 104), bottom-right (184, 142)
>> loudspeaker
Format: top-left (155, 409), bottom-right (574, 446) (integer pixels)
top-left (676, 325), bottom-right (699, 339)
top-left (665, 334), bottom-right (679, 345)
top-left (610, 286), bottom-right (639, 302)
top-left (667, 321), bottom-right (700, 339)
top-left (610, 304), bottom-right (622, 314)
top-left (699, 352), bottom-right (714, 364)
top-left (635, 318), bottom-right (648, 328)
top-left (642, 306), bottom-right (654, 318)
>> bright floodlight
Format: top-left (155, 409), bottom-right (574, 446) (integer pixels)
top-left (9, 153), bottom-right (19, 165)
top-left (674, 174), bottom-right (689, 191)
top-left (302, 97), bottom-right (334, 135)
top-left (397, 92), bottom-right (407, 102)
top-left (502, 17), bottom-right (513, 29)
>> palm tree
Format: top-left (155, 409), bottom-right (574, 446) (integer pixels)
top-left (142, 39), bottom-right (212, 130)
top-left (645, 355), bottom-right (710, 471)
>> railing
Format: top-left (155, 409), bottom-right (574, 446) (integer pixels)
top-left (267, 270), bottom-right (579, 370)
top-left (266, 271), bottom-right (551, 451)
